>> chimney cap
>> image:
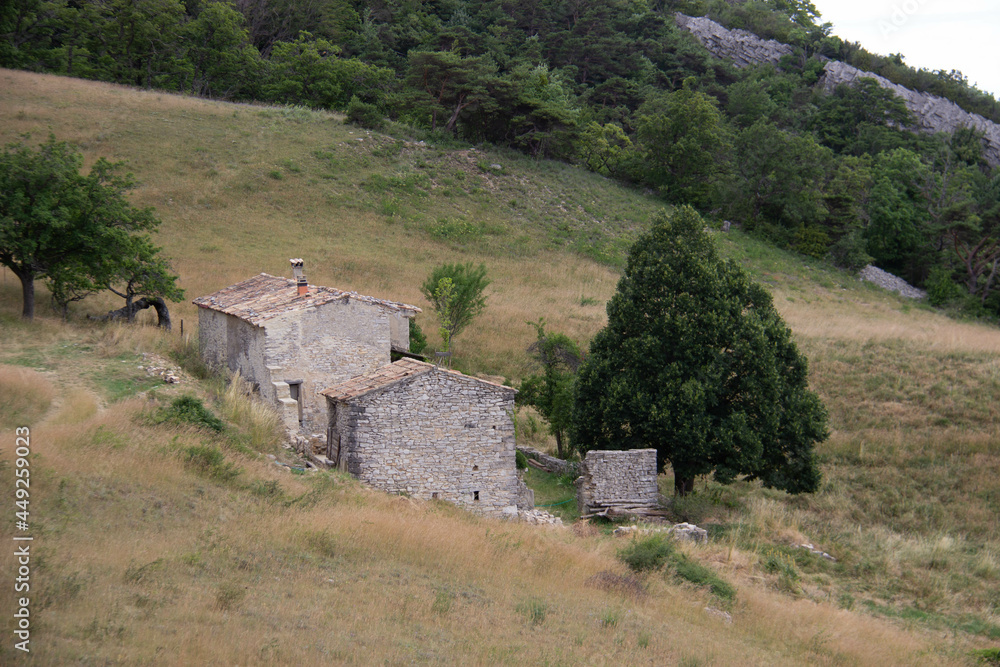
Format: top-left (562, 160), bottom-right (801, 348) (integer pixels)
top-left (289, 258), bottom-right (304, 267)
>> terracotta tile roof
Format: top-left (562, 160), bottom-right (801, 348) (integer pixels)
top-left (193, 273), bottom-right (421, 325)
top-left (321, 358), bottom-right (515, 402)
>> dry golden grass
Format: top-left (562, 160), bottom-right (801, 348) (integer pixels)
top-left (0, 398), bottom-right (964, 665)
top-left (0, 364), bottom-right (54, 427)
top-left (3, 69), bottom-right (1000, 662)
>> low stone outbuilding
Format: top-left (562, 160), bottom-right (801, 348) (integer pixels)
top-left (321, 358), bottom-right (531, 517)
top-left (576, 449), bottom-right (660, 516)
top-left (193, 261), bottom-right (420, 432)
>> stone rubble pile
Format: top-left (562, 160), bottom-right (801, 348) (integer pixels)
top-left (859, 265), bottom-right (927, 299)
top-left (513, 508), bottom-right (564, 525)
top-left (138, 353), bottom-right (181, 384)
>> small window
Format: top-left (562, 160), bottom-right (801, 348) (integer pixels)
top-left (432, 492), bottom-right (439, 499)
top-left (472, 465), bottom-right (479, 471)
top-left (473, 491), bottom-right (480, 501)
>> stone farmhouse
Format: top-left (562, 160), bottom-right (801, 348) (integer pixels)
top-left (321, 358), bottom-right (532, 517)
top-left (194, 261), bottom-right (531, 516)
top-left (193, 260), bottom-right (420, 433)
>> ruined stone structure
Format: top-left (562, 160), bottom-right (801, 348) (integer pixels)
top-left (193, 261), bottom-right (420, 432)
top-left (576, 449), bottom-right (660, 516)
top-left (674, 13), bottom-right (1000, 166)
top-left (322, 358), bottom-right (531, 517)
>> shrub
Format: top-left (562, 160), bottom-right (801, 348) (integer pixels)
top-left (346, 95), bottom-right (384, 130)
top-left (161, 395), bottom-right (225, 432)
top-left (515, 449), bottom-right (528, 470)
top-left (829, 230), bottom-right (873, 271)
top-left (671, 553), bottom-right (737, 601)
top-left (618, 534), bottom-right (674, 572)
top-left (183, 444), bottom-right (241, 482)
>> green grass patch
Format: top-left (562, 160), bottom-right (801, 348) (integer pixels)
top-left (523, 467), bottom-right (579, 522)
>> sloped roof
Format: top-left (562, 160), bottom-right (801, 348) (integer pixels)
top-left (193, 273), bottom-right (421, 326)
top-left (321, 358), bottom-right (514, 403)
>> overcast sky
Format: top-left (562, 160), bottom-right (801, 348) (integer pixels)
top-left (810, 0), bottom-right (1000, 99)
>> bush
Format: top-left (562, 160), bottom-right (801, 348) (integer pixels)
top-left (618, 534), bottom-right (674, 572)
top-left (183, 444), bottom-right (241, 482)
top-left (671, 552), bottom-right (737, 601)
top-left (346, 95), bottom-right (384, 130)
top-left (829, 230), bottom-right (873, 271)
top-left (160, 395), bottom-right (225, 432)
top-left (515, 449), bottom-right (528, 470)
top-left (925, 265), bottom-right (963, 307)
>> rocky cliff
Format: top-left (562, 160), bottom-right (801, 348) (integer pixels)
top-left (674, 14), bottom-right (793, 68)
top-left (675, 13), bottom-right (1000, 166)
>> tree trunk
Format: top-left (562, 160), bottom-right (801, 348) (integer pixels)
top-left (15, 268), bottom-right (35, 320)
top-left (674, 475), bottom-right (694, 497)
top-left (98, 297), bottom-right (172, 330)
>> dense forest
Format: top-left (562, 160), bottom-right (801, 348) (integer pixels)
top-left (3, 0), bottom-right (1000, 316)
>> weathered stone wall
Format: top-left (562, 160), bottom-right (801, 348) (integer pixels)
top-left (331, 369), bottom-right (525, 516)
top-left (198, 308), bottom-right (270, 397)
top-left (577, 449), bottom-right (659, 515)
top-left (674, 13), bottom-right (793, 68)
top-left (264, 298), bottom-right (394, 430)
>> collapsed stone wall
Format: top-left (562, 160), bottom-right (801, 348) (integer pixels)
top-left (674, 13), bottom-right (1000, 166)
top-left (576, 449), bottom-right (659, 516)
top-left (332, 369), bottom-right (529, 517)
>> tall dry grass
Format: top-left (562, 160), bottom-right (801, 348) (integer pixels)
top-left (0, 364), bottom-right (55, 427)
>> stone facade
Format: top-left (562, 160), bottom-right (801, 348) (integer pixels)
top-left (576, 449), bottom-right (660, 516)
top-left (194, 269), bottom-right (420, 432)
top-left (323, 359), bottom-right (530, 517)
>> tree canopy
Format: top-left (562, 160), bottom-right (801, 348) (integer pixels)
top-left (419, 262), bottom-right (490, 355)
top-left (0, 135), bottom-right (182, 322)
top-left (572, 206), bottom-right (827, 496)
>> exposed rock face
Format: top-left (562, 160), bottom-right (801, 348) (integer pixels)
top-left (819, 61), bottom-right (1000, 166)
top-left (674, 13), bottom-right (793, 68)
top-left (674, 14), bottom-right (1000, 166)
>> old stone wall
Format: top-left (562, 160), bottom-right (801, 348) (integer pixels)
top-left (264, 298), bottom-right (394, 430)
top-left (577, 449), bottom-right (659, 515)
top-left (333, 369), bottom-right (524, 516)
top-left (198, 309), bottom-right (270, 397)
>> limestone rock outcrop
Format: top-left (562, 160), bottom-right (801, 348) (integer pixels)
top-left (818, 61), bottom-right (1000, 166)
top-left (674, 13), bottom-right (1000, 166)
top-left (674, 13), bottom-right (793, 68)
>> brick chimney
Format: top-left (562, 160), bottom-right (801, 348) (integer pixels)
top-left (290, 258), bottom-right (307, 296)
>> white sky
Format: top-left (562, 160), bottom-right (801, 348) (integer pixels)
top-left (810, 0), bottom-right (1000, 99)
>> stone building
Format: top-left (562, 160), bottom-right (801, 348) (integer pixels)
top-left (576, 449), bottom-right (660, 516)
top-left (193, 260), bottom-right (420, 432)
top-left (321, 358), bottom-right (532, 517)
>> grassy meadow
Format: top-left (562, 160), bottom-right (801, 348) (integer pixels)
top-left (2, 69), bottom-right (1000, 664)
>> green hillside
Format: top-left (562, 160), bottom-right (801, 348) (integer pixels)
top-left (2, 70), bottom-right (1000, 664)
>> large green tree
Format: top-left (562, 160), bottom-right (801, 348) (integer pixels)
top-left (572, 206), bottom-right (827, 496)
top-left (0, 135), bottom-right (181, 320)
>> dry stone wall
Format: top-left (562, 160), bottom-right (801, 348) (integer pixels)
top-left (332, 369), bottom-right (528, 517)
top-left (576, 449), bottom-right (659, 515)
